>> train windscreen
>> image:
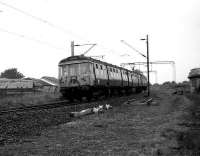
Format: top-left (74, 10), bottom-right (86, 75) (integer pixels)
top-left (62, 63), bottom-right (90, 76)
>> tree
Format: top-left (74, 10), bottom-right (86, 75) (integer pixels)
top-left (0, 68), bottom-right (24, 79)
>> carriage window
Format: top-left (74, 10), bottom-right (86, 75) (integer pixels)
top-left (96, 64), bottom-right (98, 69)
top-left (100, 65), bottom-right (103, 70)
top-left (110, 68), bottom-right (112, 72)
top-left (113, 68), bottom-right (115, 72)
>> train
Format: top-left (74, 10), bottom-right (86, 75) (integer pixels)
top-left (58, 55), bottom-right (147, 101)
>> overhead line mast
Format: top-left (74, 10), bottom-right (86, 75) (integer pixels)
top-left (121, 35), bottom-right (150, 96)
top-left (71, 41), bottom-right (97, 56)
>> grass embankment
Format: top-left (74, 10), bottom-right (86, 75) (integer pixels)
top-left (0, 94), bottom-right (140, 147)
top-left (178, 93), bottom-right (200, 155)
top-left (0, 87), bottom-right (195, 156)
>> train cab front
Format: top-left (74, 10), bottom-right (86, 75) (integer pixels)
top-left (58, 56), bottom-right (94, 100)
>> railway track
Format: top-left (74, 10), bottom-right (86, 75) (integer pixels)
top-left (0, 100), bottom-right (77, 115)
top-left (0, 98), bottom-right (108, 115)
top-left (0, 94), bottom-right (143, 116)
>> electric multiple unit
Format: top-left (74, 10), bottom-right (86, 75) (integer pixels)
top-left (58, 55), bottom-right (147, 101)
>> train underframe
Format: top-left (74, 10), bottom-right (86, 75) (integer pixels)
top-left (60, 85), bottom-right (147, 102)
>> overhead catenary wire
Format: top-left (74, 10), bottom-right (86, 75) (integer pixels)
top-left (121, 40), bottom-right (146, 58)
top-left (0, 1), bottom-right (125, 57)
top-left (0, 26), bottom-right (122, 59)
top-left (0, 27), bottom-right (66, 51)
top-left (0, 1), bottom-right (86, 41)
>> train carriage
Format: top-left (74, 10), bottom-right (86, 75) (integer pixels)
top-left (58, 55), bottom-right (147, 101)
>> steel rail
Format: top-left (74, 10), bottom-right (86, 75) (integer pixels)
top-left (0, 95), bottom-right (138, 115)
top-left (0, 100), bottom-right (74, 115)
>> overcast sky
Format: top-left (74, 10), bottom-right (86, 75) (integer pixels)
top-left (0, 0), bottom-right (199, 83)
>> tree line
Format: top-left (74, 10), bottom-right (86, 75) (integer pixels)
top-left (0, 68), bottom-right (24, 79)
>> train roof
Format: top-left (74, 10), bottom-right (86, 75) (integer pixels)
top-left (59, 55), bottom-right (145, 76)
top-left (59, 55), bottom-right (119, 67)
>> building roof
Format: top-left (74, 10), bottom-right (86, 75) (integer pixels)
top-left (23, 77), bottom-right (57, 87)
top-left (188, 68), bottom-right (200, 79)
top-left (41, 76), bottom-right (58, 86)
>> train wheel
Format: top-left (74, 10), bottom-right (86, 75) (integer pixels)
top-left (61, 92), bottom-right (67, 99)
top-left (125, 88), bottom-right (132, 95)
top-left (76, 96), bottom-right (82, 102)
top-left (86, 96), bottom-right (91, 102)
top-left (117, 89), bottom-right (123, 96)
top-left (86, 91), bottom-right (92, 102)
top-left (110, 89), bottom-right (115, 97)
top-left (74, 92), bottom-right (81, 102)
top-left (104, 88), bottom-right (110, 98)
top-left (136, 87), bottom-right (142, 93)
top-left (125, 89), bottom-right (129, 95)
top-left (68, 96), bottom-right (74, 102)
top-left (67, 92), bottom-right (74, 102)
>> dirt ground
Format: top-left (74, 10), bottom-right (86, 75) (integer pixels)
top-left (0, 86), bottom-right (200, 156)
